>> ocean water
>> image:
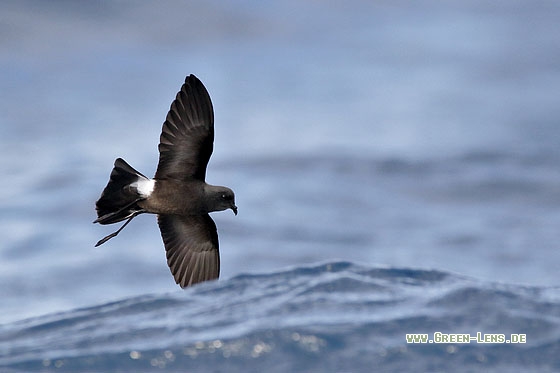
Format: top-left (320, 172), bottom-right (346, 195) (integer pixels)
top-left (2, 262), bottom-right (560, 372)
top-left (1, 0), bottom-right (560, 371)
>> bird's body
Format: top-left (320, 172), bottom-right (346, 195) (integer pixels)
top-left (139, 179), bottom-right (206, 215)
top-left (94, 75), bottom-right (237, 288)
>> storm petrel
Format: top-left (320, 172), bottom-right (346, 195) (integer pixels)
top-left (94, 75), bottom-right (237, 288)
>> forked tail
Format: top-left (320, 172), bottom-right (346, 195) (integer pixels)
top-left (94, 158), bottom-right (148, 225)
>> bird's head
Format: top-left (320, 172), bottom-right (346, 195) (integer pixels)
top-left (206, 185), bottom-right (237, 215)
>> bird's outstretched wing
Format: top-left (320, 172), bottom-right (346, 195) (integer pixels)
top-left (157, 214), bottom-right (220, 287)
top-left (155, 74), bottom-right (214, 181)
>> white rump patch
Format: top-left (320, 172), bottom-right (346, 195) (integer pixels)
top-left (132, 178), bottom-right (155, 197)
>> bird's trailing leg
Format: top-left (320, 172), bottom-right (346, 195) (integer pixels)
top-left (94, 198), bottom-right (143, 225)
top-left (95, 210), bottom-right (144, 247)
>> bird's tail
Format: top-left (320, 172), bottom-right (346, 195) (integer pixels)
top-left (94, 158), bottom-right (149, 225)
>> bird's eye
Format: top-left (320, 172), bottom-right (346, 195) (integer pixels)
top-left (221, 194), bottom-right (228, 200)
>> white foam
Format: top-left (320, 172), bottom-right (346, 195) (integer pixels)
top-left (132, 178), bottom-right (155, 197)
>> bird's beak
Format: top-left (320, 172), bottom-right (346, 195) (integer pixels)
top-left (231, 204), bottom-right (238, 216)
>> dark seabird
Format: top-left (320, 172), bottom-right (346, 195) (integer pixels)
top-left (94, 75), bottom-right (237, 288)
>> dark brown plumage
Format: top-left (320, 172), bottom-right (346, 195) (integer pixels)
top-left (94, 75), bottom-right (237, 288)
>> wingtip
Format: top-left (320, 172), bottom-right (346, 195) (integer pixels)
top-left (186, 74), bottom-right (200, 83)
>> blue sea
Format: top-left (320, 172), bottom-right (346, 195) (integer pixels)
top-left (1, 1), bottom-right (560, 372)
top-left (2, 262), bottom-right (560, 372)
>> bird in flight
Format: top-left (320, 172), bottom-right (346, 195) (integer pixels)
top-left (94, 75), bottom-right (237, 288)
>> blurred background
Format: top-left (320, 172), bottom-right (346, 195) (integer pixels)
top-left (1, 0), bottom-right (559, 323)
